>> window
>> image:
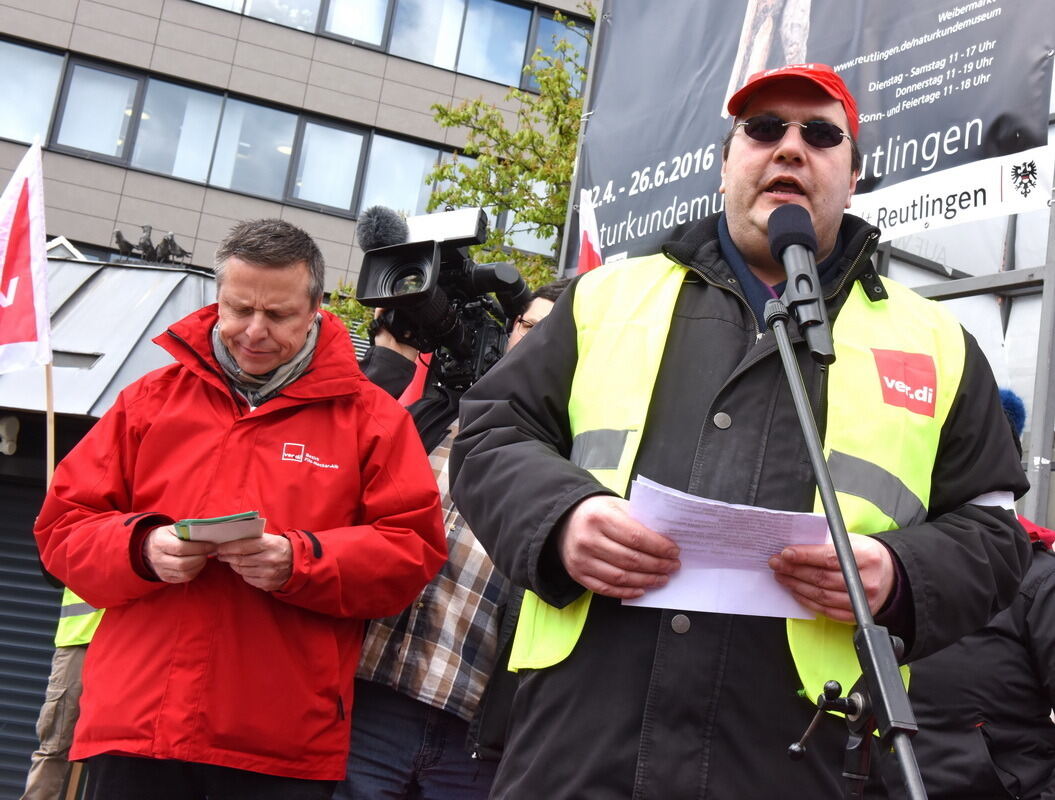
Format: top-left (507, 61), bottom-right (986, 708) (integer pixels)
top-left (209, 99), bottom-right (297, 199)
top-left (16, 36), bottom-right (577, 247)
top-left (388, 0), bottom-right (464, 72)
top-left (132, 80), bottom-right (223, 182)
top-left (323, 0), bottom-right (390, 46)
top-left (194, 0), bottom-right (245, 9)
top-left (291, 120), bottom-right (364, 210)
top-left (458, 0), bottom-right (530, 86)
top-left (185, 0), bottom-right (591, 92)
top-left (503, 181), bottom-right (556, 255)
top-left (359, 135), bottom-right (441, 216)
top-left (55, 64), bottom-right (139, 159)
top-left (0, 42), bottom-right (64, 144)
top-left (244, 0), bottom-right (320, 30)
top-left (526, 13), bottom-right (588, 93)
top-left (507, 218), bottom-right (556, 255)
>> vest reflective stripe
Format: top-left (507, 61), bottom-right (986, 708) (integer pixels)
top-left (60, 601), bottom-right (97, 618)
top-left (828, 450), bottom-right (927, 529)
top-left (570, 429), bottom-right (630, 471)
top-left (55, 588), bottom-right (104, 647)
top-left (509, 257), bottom-right (684, 671)
top-left (788, 277), bottom-right (964, 703)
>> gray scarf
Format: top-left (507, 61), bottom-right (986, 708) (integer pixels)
top-left (211, 315), bottom-right (321, 407)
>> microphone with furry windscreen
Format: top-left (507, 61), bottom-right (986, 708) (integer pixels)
top-left (356, 205), bottom-right (409, 251)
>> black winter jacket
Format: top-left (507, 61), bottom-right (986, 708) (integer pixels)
top-left (879, 541), bottom-right (1055, 799)
top-left (450, 212), bottom-right (1030, 799)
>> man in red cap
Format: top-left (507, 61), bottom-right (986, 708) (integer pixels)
top-left (449, 64), bottom-right (1028, 797)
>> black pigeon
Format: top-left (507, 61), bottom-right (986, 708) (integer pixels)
top-left (156, 234), bottom-right (173, 263)
top-left (113, 229), bottom-right (135, 260)
top-left (138, 225), bottom-right (157, 263)
top-left (160, 232), bottom-right (192, 263)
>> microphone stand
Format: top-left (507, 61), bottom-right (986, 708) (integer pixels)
top-left (763, 293), bottom-right (927, 800)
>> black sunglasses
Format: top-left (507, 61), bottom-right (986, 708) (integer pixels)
top-left (736, 114), bottom-right (850, 149)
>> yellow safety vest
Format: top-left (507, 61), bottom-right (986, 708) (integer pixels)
top-left (55, 588), bottom-right (103, 647)
top-left (510, 252), bottom-right (965, 707)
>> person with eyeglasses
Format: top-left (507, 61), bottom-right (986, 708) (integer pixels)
top-left (448, 63), bottom-right (1028, 798)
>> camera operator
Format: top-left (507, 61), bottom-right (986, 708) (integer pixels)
top-left (340, 278), bottom-right (570, 800)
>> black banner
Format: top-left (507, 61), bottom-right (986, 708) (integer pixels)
top-left (572, 0), bottom-right (1054, 265)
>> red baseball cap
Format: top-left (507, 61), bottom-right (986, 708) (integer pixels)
top-left (726, 63), bottom-right (859, 138)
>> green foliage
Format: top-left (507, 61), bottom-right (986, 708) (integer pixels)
top-left (326, 7), bottom-right (593, 331)
top-left (426, 7), bottom-right (593, 289)
top-left (323, 279), bottom-right (373, 336)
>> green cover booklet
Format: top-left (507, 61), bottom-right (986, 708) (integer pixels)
top-left (172, 511), bottom-right (266, 543)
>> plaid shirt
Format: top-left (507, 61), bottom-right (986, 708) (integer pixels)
top-left (356, 423), bottom-right (509, 721)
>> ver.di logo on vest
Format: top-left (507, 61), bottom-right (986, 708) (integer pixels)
top-left (281, 442), bottom-right (339, 470)
top-left (871, 349), bottom-right (937, 417)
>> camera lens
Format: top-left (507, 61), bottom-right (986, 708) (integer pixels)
top-left (381, 257), bottom-right (430, 297)
top-left (392, 272), bottom-right (425, 296)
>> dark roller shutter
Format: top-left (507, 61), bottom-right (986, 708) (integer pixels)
top-left (0, 481), bottom-right (59, 799)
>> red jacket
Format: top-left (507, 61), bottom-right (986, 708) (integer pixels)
top-left (34, 306), bottom-right (446, 780)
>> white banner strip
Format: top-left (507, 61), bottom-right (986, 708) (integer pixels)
top-left (850, 145), bottom-right (1054, 241)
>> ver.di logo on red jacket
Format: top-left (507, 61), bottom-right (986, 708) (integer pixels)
top-left (281, 442), bottom-right (339, 470)
top-left (871, 349), bottom-right (937, 417)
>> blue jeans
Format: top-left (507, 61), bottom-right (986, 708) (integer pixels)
top-left (335, 679), bottom-right (498, 800)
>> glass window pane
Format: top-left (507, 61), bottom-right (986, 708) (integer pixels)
top-left (293, 122), bottom-right (363, 209)
top-left (389, 0), bottom-right (464, 71)
top-left (0, 42), bottom-right (63, 144)
top-left (244, 0), bottom-right (320, 30)
top-left (55, 65), bottom-right (138, 158)
top-left (359, 135), bottom-right (439, 216)
top-left (131, 80), bottom-right (222, 182)
top-left (458, 0), bottom-right (530, 85)
top-left (527, 15), bottom-right (588, 93)
top-left (508, 221), bottom-right (555, 255)
top-left (504, 181), bottom-right (555, 255)
top-left (191, 0), bottom-right (245, 10)
top-left (434, 152), bottom-right (499, 230)
top-left (325, 0), bottom-right (389, 45)
top-left (209, 99), bottom-right (296, 198)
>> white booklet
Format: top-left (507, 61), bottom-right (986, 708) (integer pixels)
top-left (172, 511), bottom-right (266, 544)
top-left (623, 477), bottom-right (829, 619)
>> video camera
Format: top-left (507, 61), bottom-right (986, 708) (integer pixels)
top-left (356, 207), bottom-right (532, 391)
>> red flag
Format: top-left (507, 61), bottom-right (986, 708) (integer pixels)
top-left (576, 188), bottom-right (603, 273)
top-left (0, 141), bottom-right (49, 373)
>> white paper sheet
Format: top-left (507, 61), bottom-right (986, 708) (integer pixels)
top-left (623, 477), bottom-right (829, 619)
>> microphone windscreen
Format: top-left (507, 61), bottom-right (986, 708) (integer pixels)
top-left (356, 206), bottom-right (409, 251)
top-left (768, 204), bottom-right (817, 260)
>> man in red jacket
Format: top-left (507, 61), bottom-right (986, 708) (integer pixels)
top-left (34, 219), bottom-right (447, 800)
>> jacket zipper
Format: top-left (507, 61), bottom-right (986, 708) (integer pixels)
top-left (823, 229), bottom-right (880, 303)
top-left (164, 330), bottom-right (246, 410)
top-left (685, 267), bottom-right (762, 341)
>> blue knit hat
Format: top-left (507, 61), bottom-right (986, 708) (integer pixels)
top-left (1000, 389), bottom-right (1026, 437)
top-left (999, 388), bottom-right (1025, 459)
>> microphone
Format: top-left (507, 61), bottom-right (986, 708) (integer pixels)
top-left (768, 204), bottom-right (834, 365)
top-left (356, 205), bottom-right (409, 251)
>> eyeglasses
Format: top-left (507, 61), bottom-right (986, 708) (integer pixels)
top-left (736, 114), bottom-right (850, 149)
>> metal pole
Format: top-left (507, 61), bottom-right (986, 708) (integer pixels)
top-left (557, 0), bottom-right (608, 274)
top-left (1022, 199), bottom-right (1055, 524)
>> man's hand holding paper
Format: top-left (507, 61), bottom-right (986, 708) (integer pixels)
top-left (557, 495), bottom-right (681, 599)
top-left (625, 477), bottom-right (831, 619)
top-left (144, 525), bottom-right (216, 584)
top-left (768, 534), bottom-right (896, 622)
